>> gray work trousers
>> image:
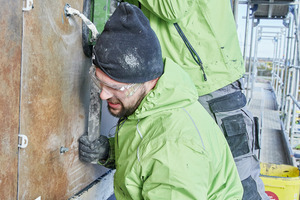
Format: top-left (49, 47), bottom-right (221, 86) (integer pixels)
top-left (198, 79), bottom-right (269, 200)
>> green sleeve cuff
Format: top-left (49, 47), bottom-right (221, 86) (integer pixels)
top-left (98, 137), bottom-right (116, 169)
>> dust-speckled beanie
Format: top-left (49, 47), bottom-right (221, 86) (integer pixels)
top-left (93, 2), bottom-right (164, 83)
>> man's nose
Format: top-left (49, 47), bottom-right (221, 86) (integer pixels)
top-left (99, 87), bottom-right (113, 100)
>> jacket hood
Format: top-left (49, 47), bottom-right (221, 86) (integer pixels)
top-left (129, 58), bottom-right (198, 119)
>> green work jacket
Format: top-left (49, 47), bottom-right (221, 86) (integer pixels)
top-left (104, 58), bottom-right (243, 199)
top-left (125, 0), bottom-right (245, 96)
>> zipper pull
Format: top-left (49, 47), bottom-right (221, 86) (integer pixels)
top-left (199, 62), bottom-right (207, 81)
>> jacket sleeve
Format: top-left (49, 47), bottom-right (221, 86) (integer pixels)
top-left (134, 0), bottom-right (195, 23)
top-left (98, 137), bottom-right (116, 169)
top-left (140, 141), bottom-right (210, 199)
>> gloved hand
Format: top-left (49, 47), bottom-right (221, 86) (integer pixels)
top-left (79, 134), bottom-right (109, 164)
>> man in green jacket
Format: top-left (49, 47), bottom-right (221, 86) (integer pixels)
top-left (79, 3), bottom-right (243, 199)
top-left (120, 0), bottom-right (269, 199)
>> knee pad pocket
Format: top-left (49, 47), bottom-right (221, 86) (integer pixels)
top-left (208, 91), bottom-right (254, 158)
top-left (221, 114), bottom-right (250, 158)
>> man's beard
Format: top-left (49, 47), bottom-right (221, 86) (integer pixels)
top-left (108, 89), bottom-right (147, 118)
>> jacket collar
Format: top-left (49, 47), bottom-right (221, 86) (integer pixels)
top-left (128, 58), bottom-right (198, 120)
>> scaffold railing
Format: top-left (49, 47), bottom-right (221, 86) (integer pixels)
top-left (240, 0), bottom-right (300, 165)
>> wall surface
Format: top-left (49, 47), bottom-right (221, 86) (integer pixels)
top-left (0, 0), bottom-right (112, 199)
top-left (0, 1), bottom-right (23, 199)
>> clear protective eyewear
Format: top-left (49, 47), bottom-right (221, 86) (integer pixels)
top-left (89, 65), bottom-right (142, 97)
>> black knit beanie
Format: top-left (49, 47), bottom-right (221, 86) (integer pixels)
top-left (93, 2), bottom-right (164, 83)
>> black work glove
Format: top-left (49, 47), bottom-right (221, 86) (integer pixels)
top-left (79, 134), bottom-right (109, 164)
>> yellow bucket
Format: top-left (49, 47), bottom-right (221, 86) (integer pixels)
top-left (260, 163), bottom-right (300, 200)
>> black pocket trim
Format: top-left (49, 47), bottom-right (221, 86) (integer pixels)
top-left (242, 176), bottom-right (262, 200)
top-left (222, 114), bottom-right (250, 157)
top-left (254, 117), bottom-right (261, 150)
top-left (208, 91), bottom-right (246, 113)
top-left (222, 114), bottom-right (247, 137)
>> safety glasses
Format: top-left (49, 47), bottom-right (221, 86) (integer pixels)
top-left (89, 65), bottom-right (142, 97)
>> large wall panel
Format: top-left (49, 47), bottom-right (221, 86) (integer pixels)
top-left (18, 0), bottom-right (106, 199)
top-left (0, 1), bottom-right (23, 199)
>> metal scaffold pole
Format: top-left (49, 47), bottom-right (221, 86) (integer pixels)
top-left (246, 15), bottom-right (256, 101)
top-left (243, 1), bottom-right (251, 62)
top-left (288, 4), bottom-right (300, 148)
top-left (233, 0), bottom-right (240, 25)
top-left (282, 16), bottom-right (294, 119)
top-left (250, 25), bottom-right (260, 101)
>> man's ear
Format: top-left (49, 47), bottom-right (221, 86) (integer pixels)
top-left (145, 77), bottom-right (159, 92)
